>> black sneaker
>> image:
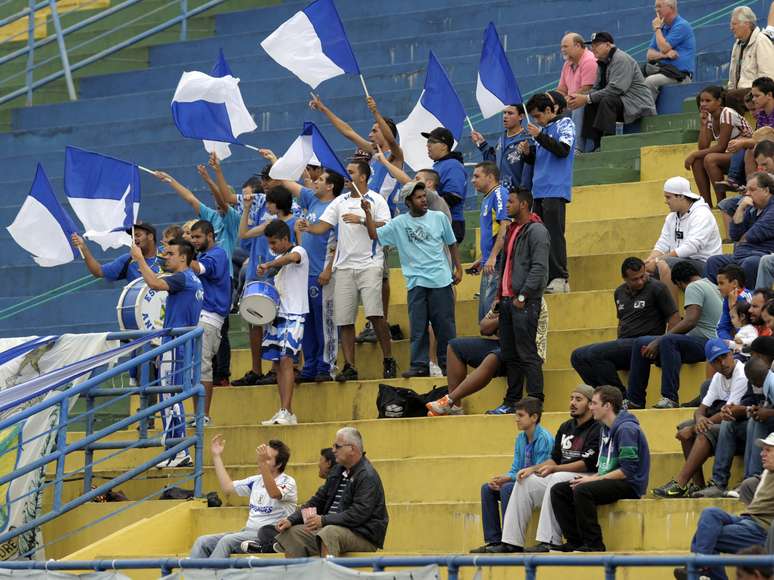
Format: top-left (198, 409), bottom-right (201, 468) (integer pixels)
top-left (622, 399), bottom-right (644, 410)
top-left (314, 373), bottom-right (333, 383)
top-left (401, 367), bottom-right (429, 378)
top-left (256, 370), bottom-right (277, 385)
top-left (652, 479), bottom-right (688, 498)
top-left (524, 542), bottom-right (552, 553)
top-left (486, 542), bottom-right (522, 553)
top-left (232, 370), bottom-right (262, 386)
top-left (356, 323), bottom-right (377, 343)
top-left (574, 544), bottom-right (606, 552)
top-left (551, 543), bottom-right (578, 552)
top-left (295, 375), bottom-right (317, 384)
top-left (383, 357), bottom-right (397, 379)
top-left (390, 324), bottom-right (404, 340)
top-left (335, 364), bottom-right (358, 382)
top-left (470, 543), bottom-right (498, 553)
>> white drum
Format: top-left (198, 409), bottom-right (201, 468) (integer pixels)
top-left (116, 277), bottom-right (168, 332)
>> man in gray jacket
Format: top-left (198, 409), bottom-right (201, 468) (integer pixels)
top-left (491, 188), bottom-right (550, 414)
top-left (567, 32), bottom-right (657, 151)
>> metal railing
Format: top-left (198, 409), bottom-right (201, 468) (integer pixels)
top-left (0, 326), bottom-right (205, 556)
top-left (0, 0), bottom-right (229, 107)
top-left (2, 554), bottom-right (774, 579)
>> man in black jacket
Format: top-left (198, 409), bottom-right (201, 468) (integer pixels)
top-left (274, 427), bottom-right (388, 557)
top-left (491, 188), bottom-right (550, 413)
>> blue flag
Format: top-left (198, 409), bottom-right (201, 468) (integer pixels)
top-left (477, 22), bottom-right (522, 119)
top-left (270, 121), bottom-right (349, 181)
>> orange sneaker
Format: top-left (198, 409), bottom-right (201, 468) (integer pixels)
top-left (426, 395), bottom-right (463, 416)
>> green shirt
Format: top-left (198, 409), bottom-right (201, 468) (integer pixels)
top-left (684, 278), bottom-right (722, 340)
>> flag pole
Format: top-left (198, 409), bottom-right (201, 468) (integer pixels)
top-left (136, 165), bottom-right (154, 175)
top-left (466, 116), bottom-right (475, 133)
top-left (359, 74), bottom-right (370, 99)
top-left (243, 144), bottom-right (261, 152)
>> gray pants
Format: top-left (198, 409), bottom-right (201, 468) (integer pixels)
top-left (500, 471), bottom-right (588, 547)
top-left (643, 70), bottom-right (691, 101)
top-left (190, 528), bottom-right (258, 559)
top-left (275, 524), bottom-right (377, 557)
top-left (756, 254), bottom-right (774, 290)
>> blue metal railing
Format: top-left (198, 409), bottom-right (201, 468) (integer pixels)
top-left (0, 0), bottom-right (229, 106)
top-left (0, 327), bottom-right (205, 556)
top-left (2, 554), bottom-right (774, 579)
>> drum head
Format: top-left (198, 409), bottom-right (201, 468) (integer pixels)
top-left (239, 295), bottom-right (277, 326)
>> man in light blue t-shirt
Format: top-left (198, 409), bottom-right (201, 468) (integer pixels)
top-left (373, 181), bottom-right (463, 377)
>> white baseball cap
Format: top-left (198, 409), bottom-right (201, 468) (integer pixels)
top-left (756, 432), bottom-right (774, 448)
top-left (664, 176), bottom-right (701, 200)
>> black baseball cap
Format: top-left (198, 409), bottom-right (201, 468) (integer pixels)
top-left (421, 127), bottom-right (454, 150)
top-left (585, 32), bottom-right (614, 45)
top-left (127, 221), bottom-right (156, 240)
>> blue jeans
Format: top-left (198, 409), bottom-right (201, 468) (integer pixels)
top-left (746, 416), bottom-right (774, 477)
top-left (718, 196), bottom-right (741, 217)
top-left (711, 419), bottom-right (748, 488)
top-left (407, 285), bottom-right (456, 371)
top-left (571, 106), bottom-right (594, 153)
top-left (728, 149), bottom-right (746, 184)
top-left (691, 507), bottom-right (767, 579)
top-left (480, 480), bottom-right (515, 544)
top-left (706, 254), bottom-right (763, 289)
top-left (478, 265), bottom-right (500, 323)
top-left (570, 338), bottom-right (637, 393)
top-left (626, 334), bottom-right (707, 406)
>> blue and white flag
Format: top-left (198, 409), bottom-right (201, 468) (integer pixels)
top-left (64, 146), bottom-right (140, 251)
top-left (260, 0), bottom-right (359, 89)
top-left (396, 51), bottom-right (466, 171)
top-left (270, 122), bottom-right (349, 181)
top-left (477, 23), bottom-right (522, 119)
top-left (171, 50), bottom-right (257, 161)
top-left (6, 164), bottom-right (79, 267)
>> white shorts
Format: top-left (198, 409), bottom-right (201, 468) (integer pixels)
top-left (261, 314), bottom-right (305, 362)
top-left (199, 321), bottom-right (222, 382)
top-left (332, 266), bottom-right (383, 326)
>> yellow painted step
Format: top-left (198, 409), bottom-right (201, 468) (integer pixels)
top-left (641, 143), bottom-right (696, 182)
top-left (569, 179), bottom-right (696, 222)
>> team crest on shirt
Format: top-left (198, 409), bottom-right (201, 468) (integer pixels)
top-left (506, 149), bottom-right (522, 164)
top-left (633, 300), bottom-right (645, 309)
top-left (196, 288), bottom-right (204, 302)
top-left (310, 286), bottom-right (320, 298)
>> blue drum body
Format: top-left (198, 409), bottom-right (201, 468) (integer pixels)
top-left (239, 281), bottom-right (280, 326)
top-left (117, 277), bottom-right (167, 331)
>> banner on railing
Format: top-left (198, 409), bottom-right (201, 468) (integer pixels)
top-left (162, 560), bottom-right (441, 579)
top-left (0, 333), bottom-right (117, 560)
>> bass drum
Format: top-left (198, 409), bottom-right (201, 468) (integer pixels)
top-left (116, 276), bottom-right (168, 333)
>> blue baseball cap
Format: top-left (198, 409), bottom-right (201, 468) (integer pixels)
top-left (705, 338), bottom-right (732, 362)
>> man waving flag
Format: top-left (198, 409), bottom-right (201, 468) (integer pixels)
top-left (270, 122), bottom-right (349, 182)
top-left (7, 164), bottom-right (79, 267)
top-left (477, 22), bottom-right (523, 119)
top-left (260, 0), bottom-right (359, 90)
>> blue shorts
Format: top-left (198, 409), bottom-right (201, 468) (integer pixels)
top-left (261, 314), bottom-right (305, 362)
top-left (448, 337), bottom-right (504, 375)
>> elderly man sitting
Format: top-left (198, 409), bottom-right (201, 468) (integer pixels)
top-left (642, 0), bottom-right (695, 101)
top-left (728, 6), bottom-right (774, 92)
top-left (274, 427), bottom-right (388, 557)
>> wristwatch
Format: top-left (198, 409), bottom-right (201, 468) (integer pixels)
top-left (517, 294), bottom-right (526, 303)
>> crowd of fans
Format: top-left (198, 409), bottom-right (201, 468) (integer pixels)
top-left (65, 1), bottom-right (774, 573)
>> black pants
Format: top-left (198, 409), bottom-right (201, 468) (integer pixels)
top-left (582, 94), bottom-right (624, 150)
top-left (533, 198), bottom-right (567, 282)
top-left (452, 220), bottom-right (465, 245)
top-left (499, 298), bottom-right (543, 403)
top-left (213, 315), bottom-right (230, 382)
top-left (551, 479), bottom-right (638, 549)
top-left (570, 338), bottom-right (638, 394)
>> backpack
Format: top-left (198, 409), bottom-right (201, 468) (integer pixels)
top-left (376, 384), bottom-right (448, 418)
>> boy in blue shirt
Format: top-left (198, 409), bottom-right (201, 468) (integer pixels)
top-left (471, 104), bottom-right (533, 191)
top-left (131, 237), bottom-right (203, 468)
top-left (189, 220), bottom-right (231, 424)
top-left (280, 170), bottom-right (345, 382)
top-left (422, 127), bottom-right (468, 244)
top-left (521, 94), bottom-right (576, 294)
top-left (373, 181), bottom-right (463, 377)
top-left (471, 397), bottom-right (554, 553)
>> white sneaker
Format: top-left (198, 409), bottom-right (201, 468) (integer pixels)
top-left (261, 409), bottom-right (298, 426)
top-left (429, 362), bottom-right (443, 377)
top-left (545, 278), bottom-right (570, 294)
top-left (156, 452), bottom-right (192, 469)
top-left (186, 415), bottom-right (211, 427)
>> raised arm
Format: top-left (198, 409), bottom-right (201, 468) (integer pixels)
top-left (310, 94), bottom-right (372, 152)
top-left (70, 233), bottom-right (104, 278)
top-left (131, 245), bottom-right (170, 291)
top-left (367, 96), bottom-right (403, 164)
top-left (208, 153), bottom-right (238, 206)
top-left (374, 148), bottom-right (411, 185)
top-left (210, 434), bottom-right (235, 494)
top-left (154, 171), bottom-right (201, 214)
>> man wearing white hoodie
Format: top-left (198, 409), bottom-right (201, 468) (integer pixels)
top-left (644, 176), bottom-right (722, 304)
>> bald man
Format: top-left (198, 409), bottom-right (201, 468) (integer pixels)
top-left (557, 32), bottom-right (597, 153)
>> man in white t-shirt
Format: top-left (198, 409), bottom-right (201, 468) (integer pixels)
top-left (257, 220), bottom-right (309, 426)
top-left (299, 160), bottom-right (396, 381)
top-left (190, 435), bottom-right (297, 557)
top-left (651, 339), bottom-right (748, 498)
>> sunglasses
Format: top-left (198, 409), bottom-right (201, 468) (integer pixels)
top-left (332, 443), bottom-right (353, 450)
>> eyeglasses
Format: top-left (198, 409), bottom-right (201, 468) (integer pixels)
top-left (332, 443), bottom-right (352, 450)
top-left (426, 138), bottom-right (442, 145)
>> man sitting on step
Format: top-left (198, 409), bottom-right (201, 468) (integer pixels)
top-left (571, 256), bottom-right (679, 397)
top-left (673, 432), bottom-right (774, 580)
top-left (274, 427), bottom-right (388, 557)
top-left (650, 339), bottom-right (748, 499)
top-left (495, 385), bottom-right (601, 553)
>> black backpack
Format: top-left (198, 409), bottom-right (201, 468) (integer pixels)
top-left (376, 384), bottom-right (448, 418)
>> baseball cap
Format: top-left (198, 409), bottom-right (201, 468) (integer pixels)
top-left (704, 338), bottom-right (732, 362)
top-left (663, 176), bottom-right (701, 200)
top-left (421, 127), bottom-right (454, 150)
top-left (399, 180), bottom-right (426, 203)
top-left (572, 384), bottom-right (595, 401)
top-left (756, 432), bottom-right (774, 448)
top-left (127, 221), bottom-right (156, 240)
top-left (585, 32), bottom-right (615, 45)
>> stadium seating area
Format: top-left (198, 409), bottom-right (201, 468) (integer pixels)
top-left (1, 0), bottom-right (772, 577)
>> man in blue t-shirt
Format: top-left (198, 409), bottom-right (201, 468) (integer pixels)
top-left (189, 220), bottom-right (231, 424)
top-left (71, 222), bottom-right (161, 283)
top-left (131, 237), bottom-right (203, 468)
top-left (642, 0), bottom-right (695, 101)
top-left (280, 170), bottom-right (344, 383)
top-left (374, 181), bottom-right (463, 377)
top-left (422, 127), bottom-right (468, 244)
top-left (521, 93), bottom-right (576, 294)
top-left (471, 104), bottom-right (533, 191)
top-left (471, 161), bottom-right (511, 322)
